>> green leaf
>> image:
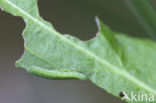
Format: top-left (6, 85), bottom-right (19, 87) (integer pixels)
top-left (124, 0), bottom-right (156, 40)
top-left (1, 0), bottom-right (156, 102)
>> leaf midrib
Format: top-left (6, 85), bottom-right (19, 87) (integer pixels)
top-left (3, 0), bottom-right (156, 95)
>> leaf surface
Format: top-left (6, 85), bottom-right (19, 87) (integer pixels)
top-left (1, 0), bottom-right (156, 102)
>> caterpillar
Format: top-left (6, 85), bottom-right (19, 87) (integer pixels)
top-left (27, 66), bottom-right (86, 80)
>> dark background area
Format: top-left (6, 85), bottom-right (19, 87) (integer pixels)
top-left (0, 0), bottom-right (156, 103)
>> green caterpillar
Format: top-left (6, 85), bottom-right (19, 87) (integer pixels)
top-left (27, 66), bottom-right (86, 80)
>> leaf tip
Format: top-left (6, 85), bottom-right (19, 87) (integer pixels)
top-left (95, 16), bottom-right (101, 32)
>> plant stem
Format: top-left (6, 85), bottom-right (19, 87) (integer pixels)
top-left (124, 0), bottom-right (156, 40)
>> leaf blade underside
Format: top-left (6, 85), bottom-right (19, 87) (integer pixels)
top-left (1, 0), bottom-right (156, 102)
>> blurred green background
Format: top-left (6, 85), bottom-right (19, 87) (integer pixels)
top-left (0, 0), bottom-right (156, 103)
